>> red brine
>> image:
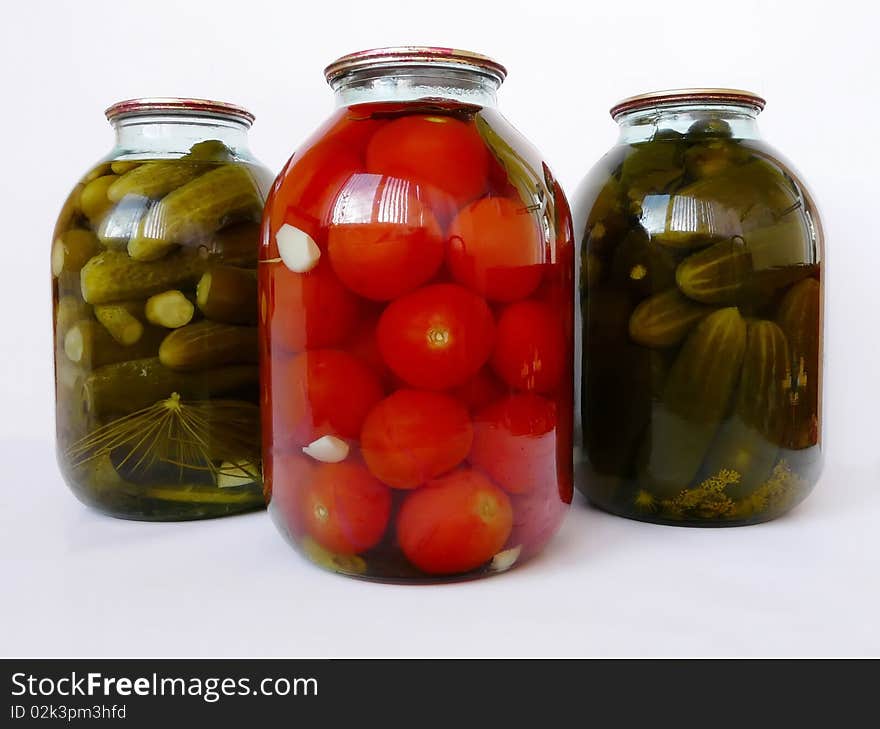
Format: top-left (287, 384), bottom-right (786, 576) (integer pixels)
top-left (260, 51), bottom-right (573, 582)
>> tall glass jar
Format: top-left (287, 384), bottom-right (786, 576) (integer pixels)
top-left (53, 98), bottom-right (273, 520)
top-left (574, 89), bottom-right (823, 526)
top-left (260, 47), bottom-right (573, 581)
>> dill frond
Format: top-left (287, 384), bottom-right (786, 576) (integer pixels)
top-left (66, 393), bottom-right (260, 486)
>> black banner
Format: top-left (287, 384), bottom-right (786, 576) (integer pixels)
top-left (1, 658), bottom-right (872, 725)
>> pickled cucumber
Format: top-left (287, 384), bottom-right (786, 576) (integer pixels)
top-left (676, 237), bottom-right (753, 304)
top-left (677, 160), bottom-right (801, 231)
top-left (196, 266), bottom-right (257, 324)
top-left (52, 229), bottom-right (100, 277)
top-left (127, 235), bottom-right (178, 262)
top-left (131, 165), bottom-right (262, 252)
top-left (84, 164), bottom-right (112, 182)
top-left (110, 161), bottom-right (142, 175)
top-left (687, 117), bottom-right (733, 138)
top-left (628, 289), bottom-right (713, 348)
top-left (702, 321), bottom-right (790, 493)
top-left (158, 321), bottom-right (258, 371)
top-left (81, 249), bottom-right (209, 304)
top-left (684, 140), bottom-right (749, 179)
top-left (619, 140), bottom-right (684, 201)
top-left (96, 195), bottom-right (152, 248)
top-left (205, 221), bottom-right (260, 267)
top-left (145, 290), bottom-right (195, 329)
top-left (639, 307), bottom-right (747, 495)
top-left (81, 358), bottom-right (259, 417)
top-left (94, 302), bottom-right (145, 346)
top-left (55, 295), bottom-right (91, 338)
top-left (185, 140), bottom-right (233, 162)
top-left (107, 161), bottom-right (204, 203)
top-left (63, 319), bottom-right (164, 368)
top-left (80, 174), bottom-right (119, 224)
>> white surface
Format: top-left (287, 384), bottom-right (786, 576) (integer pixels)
top-left (1, 0), bottom-right (879, 657)
top-left (1, 438), bottom-right (878, 657)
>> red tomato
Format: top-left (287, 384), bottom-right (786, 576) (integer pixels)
top-left (323, 114), bottom-right (386, 155)
top-left (365, 115), bottom-right (489, 208)
top-left (266, 261), bottom-right (360, 353)
top-left (451, 368), bottom-right (506, 413)
top-left (447, 197), bottom-right (545, 302)
top-left (274, 350), bottom-right (383, 448)
top-left (376, 283), bottom-right (495, 390)
top-left (299, 461), bottom-right (392, 555)
top-left (361, 390), bottom-right (473, 489)
top-left (490, 300), bottom-right (565, 393)
top-left (469, 394), bottom-right (558, 495)
top-left (327, 176), bottom-right (445, 300)
top-left (269, 140), bottom-right (363, 246)
top-left (397, 468), bottom-right (513, 575)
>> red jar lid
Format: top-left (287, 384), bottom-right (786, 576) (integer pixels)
top-left (324, 46), bottom-right (507, 84)
top-left (610, 88), bottom-right (766, 119)
top-left (104, 97), bottom-right (255, 126)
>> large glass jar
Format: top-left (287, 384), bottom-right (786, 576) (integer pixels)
top-left (53, 98), bottom-right (273, 520)
top-left (574, 89), bottom-right (823, 526)
top-left (260, 47), bottom-right (573, 581)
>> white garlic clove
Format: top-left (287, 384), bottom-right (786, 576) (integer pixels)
top-left (276, 224), bottom-right (321, 273)
top-left (489, 545), bottom-right (522, 573)
top-left (302, 435), bottom-right (350, 463)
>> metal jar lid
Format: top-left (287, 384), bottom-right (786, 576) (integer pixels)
top-left (324, 46), bottom-right (507, 85)
top-left (104, 97), bottom-right (255, 126)
top-left (610, 88), bottom-right (766, 119)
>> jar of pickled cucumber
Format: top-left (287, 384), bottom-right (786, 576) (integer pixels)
top-left (52, 98), bottom-right (273, 520)
top-left (574, 89), bottom-right (823, 526)
top-left (260, 47), bottom-right (574, 581)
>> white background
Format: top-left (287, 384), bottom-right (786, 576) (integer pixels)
top-left (1, 0), bottom-right (878, 657)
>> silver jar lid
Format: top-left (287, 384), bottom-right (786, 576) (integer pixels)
top-left (610, 88), bottom-right (766, 119)
top-left (104, 97), bottom-right (255, 126)
top-left (324, 46), bottom-right (507, 84)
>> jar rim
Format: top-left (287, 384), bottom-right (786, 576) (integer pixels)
top-left (610, 88), bottom-right (766, 119)
top-left (104, 97), bottom-right (255, 126)
top-left (324, 46), bottom-right (507, 84)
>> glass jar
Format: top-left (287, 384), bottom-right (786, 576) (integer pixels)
top-left (53, 98), bottom-right (273, 520)
top-left (260, 47), bottom-right (574, 581)
top-left (574, 89), bottom-right (823, 526)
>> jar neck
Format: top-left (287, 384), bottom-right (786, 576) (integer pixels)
top-left (615, 104), bottom-right (762, 143)
top-left (330, 66), bottom-right (500, 108)
top-left (110, 114), bottom-right (253, 158)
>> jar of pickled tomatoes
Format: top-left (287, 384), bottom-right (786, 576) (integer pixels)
top-left (259, 47), bottom-right (574, 581)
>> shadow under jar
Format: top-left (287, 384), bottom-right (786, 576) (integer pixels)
top-left (260, 47), bottom-right (574, 582)
top-left (574, 89), bottom-right (824, 526)
top-left (53, 98), bottom-right (274, 520)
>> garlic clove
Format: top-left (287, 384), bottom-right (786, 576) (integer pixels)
top-left (302, 435), bottom-right (350, 463)
top-left (489, 545), bottom-right (522, 573)
top-left (276, 224), bottom-right (320, 273)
